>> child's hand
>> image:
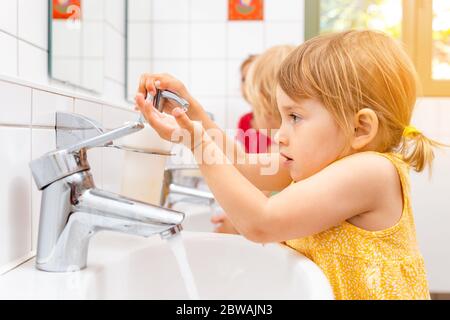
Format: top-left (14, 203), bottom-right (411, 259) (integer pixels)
top-left (135, 92), bottom-right (203, 150)
top-left (136, 73), bottom-right (192, 115)
top-left (211, 212), bottom-right (240, 235)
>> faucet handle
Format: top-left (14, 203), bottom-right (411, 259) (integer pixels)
top-left (56, 112), bottom-right (145, 153)
top-left (56, 112), bottom-right (104, 149)
top-left (66, 121), bottom-right (144, 153)
top-left (152, 89), bottom-right (189, 113)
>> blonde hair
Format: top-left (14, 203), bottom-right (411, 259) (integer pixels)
top-left (245, 45), bottom-right (296, 130)
top-left (240, 54), bottom-right (258, 74)
top-left (278, 30), bottom-right (446, 173)
top-left (240, 54), bottom-right (258, 103)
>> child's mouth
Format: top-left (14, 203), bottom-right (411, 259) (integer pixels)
top-left (280, 153), bottom-right (294, 167)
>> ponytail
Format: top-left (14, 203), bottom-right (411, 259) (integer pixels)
top-left (398, 126), bottom-right (448, 173)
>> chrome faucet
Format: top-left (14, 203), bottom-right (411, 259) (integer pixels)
top-left (30, 112), bottom-right (185, 272)
top-left (160, 165), bottom-right (215, 209)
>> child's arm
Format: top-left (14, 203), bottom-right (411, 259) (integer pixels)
top-left (137, 98), bottom-right (393, 243)
top-left (136, 74), bottom-right (291, 191)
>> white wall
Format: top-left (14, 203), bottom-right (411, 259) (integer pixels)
top-left (410, 98), bottom-right (450, 293)
top-left (127, 0), bottom-right (305, 128)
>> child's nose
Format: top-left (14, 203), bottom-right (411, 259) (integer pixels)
top-left (274, 130), bottom-right (288, 146)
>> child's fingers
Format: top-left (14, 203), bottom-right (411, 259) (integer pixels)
top-left (135, 93), bottom-right (156, 125)
top-left (138, 74), bottom-right (154, 96)
top-left (211, 213), bottom-right (226, 224)
top-left (151, 74), bottom-right (172, 90)
top-left (145, 79), bottom-right (157, 96)
top-left (172, 107), bottom-right (193, 129)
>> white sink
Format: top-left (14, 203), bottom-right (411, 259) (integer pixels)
top-left (0, 232), bottom-right (333, 300)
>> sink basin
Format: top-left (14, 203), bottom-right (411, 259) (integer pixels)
top-left (0, 232), bottom-right (333, 299)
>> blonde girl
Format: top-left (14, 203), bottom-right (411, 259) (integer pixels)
top-left (135, 30), bottom-right (445, 299)
top-left (245, 45), bottom-right (295, 133)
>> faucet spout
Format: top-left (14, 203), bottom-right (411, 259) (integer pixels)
top-left (75, 188), bottom-right (185, 234)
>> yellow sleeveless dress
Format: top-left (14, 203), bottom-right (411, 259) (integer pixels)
top-left (284, 152), bottom-right (430, 300)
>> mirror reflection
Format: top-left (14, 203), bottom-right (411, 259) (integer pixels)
top-left (49, 0), bottom-right (126, 94)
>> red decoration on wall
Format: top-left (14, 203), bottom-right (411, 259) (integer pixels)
top-left (228, 0), bottom-right (264, 21)
top-left (52, 0), bottom-right (81, 20)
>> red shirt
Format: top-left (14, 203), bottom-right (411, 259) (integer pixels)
top-left (236, 112), bottom-right (271, 153)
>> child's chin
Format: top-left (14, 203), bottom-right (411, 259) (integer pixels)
top-left (289, 170), bottom-right (302, 183)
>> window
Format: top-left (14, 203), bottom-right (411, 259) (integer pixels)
top-left (305, 0), bottom-right (450, 96)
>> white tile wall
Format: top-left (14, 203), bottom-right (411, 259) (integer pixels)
top-left (190, 0), bottom-right (227, 22)
top-left (127, 60), bottom-right (152, 99)
top-left (145, 0), bottom-right (306, 128)
top-left (0, 32), bottom-right (17, 77)
top-left (151, 60), bottom-right (190, 86)
top-left (18, 40), bottom-right (48, 84)
top-left (152, 23), bottom-right (190, 59)
top-left (17, 0), bottom-right (48, 50)
top-left (82, 58), bottom-right (104, 92)
top-left (0, 80), bottom-right (32, 125)
top-left (265, 0), bottom-right (305, 21)
top-left (104, 24), bottom-right (126, 84)
top-left (190, 60), bottom-right (227, 96)
top-left (128, 0), bottom-right (152, 21)
top-left (152, 0), bottom-right (190, 22)
top-left (104, 77), bottom-right (127, 102)
top-left (83, 0), bottom-right (105, 21)
top-left (32, 89), bottom-right (73, 126)
top-left (102, 105), bottom-right (137, 129)
top-left (0, 0), bottom-right (18, 35)
top-left (190, 23), bottom-right (227, 59)
top-left (105, 0), bottom-right (126, 35)
top-left (82, 22), bottom-right (104, 58)
top-left (0, 126), bottom-right (32, 267)
top-left (227, 22), bottom-right (265, 60)
top-left (264, 22), bottom-right (304, 48)
top-left (52, 21), bottom-right (82, 58)
top-left (128, 22), bottom-right (152, 59)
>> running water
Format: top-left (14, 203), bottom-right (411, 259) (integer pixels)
top-left (166, 233), bottom-right (199, 300)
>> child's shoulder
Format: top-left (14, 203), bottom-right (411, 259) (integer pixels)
top-left (334, 151), bottom-right (404, 230)
top-left (330, 151), bottom-right (402, 199)
top-left (336, 151), bottom-right (400, 178)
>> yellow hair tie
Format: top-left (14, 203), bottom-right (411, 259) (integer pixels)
top-left (403, 125), bottom-right (421, 139)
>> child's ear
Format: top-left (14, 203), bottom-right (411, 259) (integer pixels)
top-left (351, 108), bottom-right (379, 150)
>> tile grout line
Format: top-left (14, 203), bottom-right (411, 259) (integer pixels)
top-left (0, 29), bottom-right (48, 53)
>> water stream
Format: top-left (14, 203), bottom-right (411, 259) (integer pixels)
top-left (166, 233), bottom-right (199, 300)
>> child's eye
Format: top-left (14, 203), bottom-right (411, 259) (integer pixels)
top-left (289, 113), bottom-right (302, 123)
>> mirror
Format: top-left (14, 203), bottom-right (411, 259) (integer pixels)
top-left (49, 0), bottom-right (126, 94)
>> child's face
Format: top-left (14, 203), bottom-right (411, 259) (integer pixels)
top-left (275, 87), bottom-right (349, 182)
